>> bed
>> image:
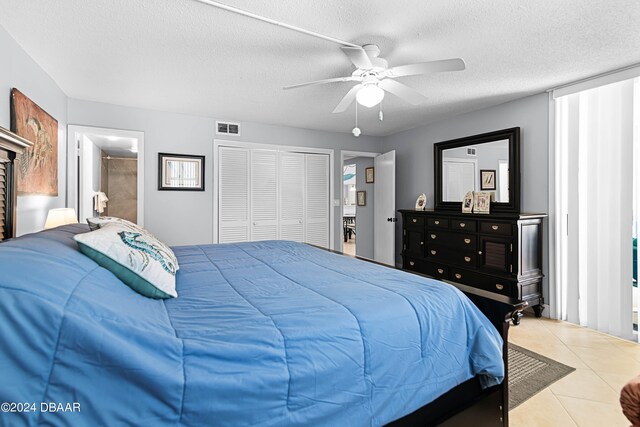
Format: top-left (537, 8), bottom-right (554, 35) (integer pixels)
top-left (0, 224), bottom-right (522, 426)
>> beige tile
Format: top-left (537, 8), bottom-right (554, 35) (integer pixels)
top-left (510, 388), bottom-right (577, 427)
top-left (569, 345), bottom-right (640, 376)
top-left (549, 368), bottom-right (619, 404)
top-left (514, 341), bottom-right (589, 369)
top-left (597, 371), bottom-right (636, 395)
top-left (557, 395), bottom-right (628, 427)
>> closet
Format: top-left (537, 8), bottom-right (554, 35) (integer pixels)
top-left (217, 146), bottom-right (330, 248)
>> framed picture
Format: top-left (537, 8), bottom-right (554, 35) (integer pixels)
top-left (158, 153), bottom-right (205, 191)
top-left (480, 169), bottom-right (496, 191)
top-left (357, 191), bottom-right (366, 206)
top-left (473, 191), bottom-right (491, 214)
top-left (462, 191), bottom-right (474, 213)
top-left (415, 193), bottom-right (426, 211)
top-left (365, 167), bottom-right (374, 183)
top-left (10, 88), bottom-right (58, 196)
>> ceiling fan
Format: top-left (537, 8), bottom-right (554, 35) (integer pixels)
top-left (283, 44), bottom-right (466, 113)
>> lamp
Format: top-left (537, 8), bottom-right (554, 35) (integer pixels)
top-left (44, 208), bottom-right (78, 229)
top-left (356, 84), bottom-right (385, 108)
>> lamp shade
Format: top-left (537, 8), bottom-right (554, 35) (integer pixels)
top-left (44, 208), bottom-right (78, 229)
top-left (356, 85), bottom-right (384, 108)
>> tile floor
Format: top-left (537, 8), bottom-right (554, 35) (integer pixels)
top-left (343, 238), bottom-right (356, 256)
top-left (510, 314), bottom-right (639, 426)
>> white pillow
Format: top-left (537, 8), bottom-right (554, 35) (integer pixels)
top-left (75, 222), bottom-right (179, 299)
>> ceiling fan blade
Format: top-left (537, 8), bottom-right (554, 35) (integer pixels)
top-left (379, 79), bottom-right (428, 105)
top-left (283, 76), bottom-right (358, 90)
top-left (386, 58), bottom-right (466, 78)
top-left (332, 84), bottom-right (362, 113)
top-left (341, 46), bottom-right (373, 69)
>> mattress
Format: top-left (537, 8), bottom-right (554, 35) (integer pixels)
top-left (0, 225), bottom-right (503, 426)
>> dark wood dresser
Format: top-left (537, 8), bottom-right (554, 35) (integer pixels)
top-left (0, 127), bottom-right (32, 241)
top-left (399, 209), bottom-right (546, 316)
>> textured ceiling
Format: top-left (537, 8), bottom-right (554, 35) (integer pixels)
top-left (1, 0), bottom-right (639, 136)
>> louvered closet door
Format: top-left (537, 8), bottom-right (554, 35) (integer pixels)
top-left (251, 150), bottom-right (278, 240)
top-left (279, 152), bottom-right (305, 242)
top-left (304, 154), bottom-right (329, 248)
top-left (218, 147), bottom-right (250, 243)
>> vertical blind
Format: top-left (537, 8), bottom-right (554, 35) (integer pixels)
top-left (554, 77), bottom-right (639, 339)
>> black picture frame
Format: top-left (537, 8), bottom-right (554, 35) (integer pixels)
top-left (480, 169), bottom-right (496, 190)
top-left (434, 127), bottom-right (520, 213)
top-left (357, 191), bottom-right (366, 206)
top-left (365, 167), bottom-right (374, 183)
top-left (158, 152), bottom-right (205, 191)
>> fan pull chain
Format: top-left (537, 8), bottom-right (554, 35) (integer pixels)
top-left (352, 102), bottom-right (361, 137)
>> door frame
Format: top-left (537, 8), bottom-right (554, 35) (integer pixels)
top-left (213, 139), bottom-right (335, 249)
top-left (340, 150), bottom-right (380, 254)
top-left (67, 125), bottom-right (145, 226)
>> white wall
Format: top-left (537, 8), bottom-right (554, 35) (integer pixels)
top-left (382, 93), bottom-right (549, 305)
top-left (0, 25), bottom-right (68, 235)
top-left (67, 99), bottom-right (385, 246)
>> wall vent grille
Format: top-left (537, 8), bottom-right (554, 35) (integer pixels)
top-left (216, 121), bottom-right (241, 136)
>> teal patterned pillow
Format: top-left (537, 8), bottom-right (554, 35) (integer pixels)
top-left (74, 223), bottom-right (179, 299)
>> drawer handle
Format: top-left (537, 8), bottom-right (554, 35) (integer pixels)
top-left (464, 238), bottom-right (471, 244)
top-left (464, 256), bottom-right (471, 262)
top-left (412, 219), bottom-right (417, 223)
top-left (420, 241), bottom-right (424, 245)
top-left (437, 268), bottom-right (444, 274)
top-left (460, 222), bottom-right (466, 228)
top-left (431, 234), bottom-right (437, 239)
top-left (430, 250), bottom-right (437, 255)
top-left (455, 273), bottom-right (462, 279)
top-left (434, 220), bottom-right (440, 225)
top-left (495, 284), bottom-right (504, 290)
top-left (409, 261), bottom-right (415, 266)
top-left (491, 225), bottom-right (499, 230)
top-left (478, 251), bottom-right (483, 255)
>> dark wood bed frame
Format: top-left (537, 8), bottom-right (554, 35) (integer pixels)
top-left (319, 248), bottom-right (526, 427)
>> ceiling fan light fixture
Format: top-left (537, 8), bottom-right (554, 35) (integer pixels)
top-left (356, 84), bottom-right (384, 108)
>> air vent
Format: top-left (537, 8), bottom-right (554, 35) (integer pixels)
top-left (216, 121), bottom-right (241, 136)
top-left (466, 147), bottom-right (477, 156)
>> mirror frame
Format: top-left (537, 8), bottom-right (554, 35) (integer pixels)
top-left (434, 127), bottom-right (520, 213)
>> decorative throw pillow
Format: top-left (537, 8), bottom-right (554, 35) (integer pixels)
top-left (74, 223), bottom-right (179, 299)
top-left (86, 216), bottom-right (141, 231)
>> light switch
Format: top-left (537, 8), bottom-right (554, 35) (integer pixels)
top-left (333, 199), bottom-right (340, 206)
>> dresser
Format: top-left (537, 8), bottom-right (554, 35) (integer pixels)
top-left (0, 127), bottom-right (31, 241)
top-left (399, 210), bottom-right (546, 317)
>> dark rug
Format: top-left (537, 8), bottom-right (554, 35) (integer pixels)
top-left (508, 343), bottom-right (576, 409)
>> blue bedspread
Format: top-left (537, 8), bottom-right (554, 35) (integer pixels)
top-left (0, 225), bottom-right (503, 427)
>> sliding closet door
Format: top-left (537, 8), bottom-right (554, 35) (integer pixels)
top-left (305, 154), bottom-right (329, 248)
top-left (279, 152), bottom-right (305, 242)
top-left (251, 150), bottom-right (278, 240)
top-left (218, 147), bottom-right (249, 243)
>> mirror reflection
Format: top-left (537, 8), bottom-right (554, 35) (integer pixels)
top-left (441, 139), bottom-right (509, 202)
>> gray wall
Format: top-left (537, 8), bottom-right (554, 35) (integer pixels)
top-left (67, 98), bottom-right (385, 246)
top-left (382, 93), bottom-right (549, 304)
top-left (348, 157), bottom-right (374, 259)
top-left (0, 25), bottom-right (68, 235)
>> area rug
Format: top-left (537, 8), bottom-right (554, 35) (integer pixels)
top-left (508, 343), bottom-right (576, 409)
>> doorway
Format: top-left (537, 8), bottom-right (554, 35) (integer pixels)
top-left (67, 126), bottom-right (144, 225)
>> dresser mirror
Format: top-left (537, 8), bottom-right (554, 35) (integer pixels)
top-left (434, 127), bottom-right (520, 213)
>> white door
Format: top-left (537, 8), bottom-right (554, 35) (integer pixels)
top-left (279, 152), bottom-right (305, 242)
top-left (218, 147), bottom-right (250, 243)
top-left (251, 150), bottom-right (279, 240)
top-left (305, 154), bottom-right (330, 248)
top-left (374, 150), bottom-right (396, 266)
top-left (442, 159), bottom-right (476, 201)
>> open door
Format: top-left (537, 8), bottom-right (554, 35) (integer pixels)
top-left (374, 150), bottom-right (396, 266)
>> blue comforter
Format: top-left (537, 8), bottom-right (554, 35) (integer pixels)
top-left (0, 225), bottom-right (503, 427)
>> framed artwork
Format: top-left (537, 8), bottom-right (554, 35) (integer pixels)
top-left (462, 191), bottom-right (474, 213)
top-left (480, 169), bottom-right (496, 191)
top-left (473, 191), bottom-right (491, 214)
top-left (415, 193), bottom-right (426, 211)
top-left (365, 167), bottom-right (374, 183)
top-left (357, 191), bottom-right (366, 206)
top-left (158, 153), bottom-right (205, 191)
top-left (10, 88), bottom-right (58, 196)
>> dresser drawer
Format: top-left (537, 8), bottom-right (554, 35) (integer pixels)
top-left (427, 218), bottom-right (449, 229)
top-left (425, 262), bottom-right (448, 280)
top-left (449, 268), bottom-right (516, 297)
top-left (427, 246), bottom-right (477, 267)
top-left (403, 257), bottom-right (424, 272)
top-left (451, 219), bottom-right (477, 231)
top-left (480, 221), bottom-right (512, 236)
top-left (406, 214), bottom-right (425, 228)
top-left (427, 230), bottom-right (476, 250)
